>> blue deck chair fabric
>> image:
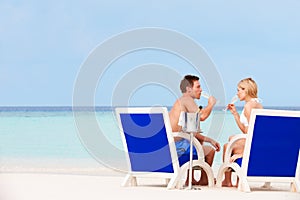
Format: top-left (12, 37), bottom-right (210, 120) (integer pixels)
top-left (246, 115), bottom-right (300, 177)
top-left (116, 107), bottom-right (215, 189)
top-left (217, 109), bottom-right (300, 192)
top-left (235, 158), bottom-right (242, 167)
top-left (120, 112), bottom-right (174, 173)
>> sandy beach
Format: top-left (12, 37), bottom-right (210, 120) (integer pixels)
top-left (0, 172), bottom-right (299, 200)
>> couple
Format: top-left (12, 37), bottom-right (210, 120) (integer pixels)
top-left (169, 75), bottom-right (262, 186)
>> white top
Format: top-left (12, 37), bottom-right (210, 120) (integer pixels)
top-left (240, 98), bottom-right (261, 127)
top-left (240, 109), bottom-right (249, 127)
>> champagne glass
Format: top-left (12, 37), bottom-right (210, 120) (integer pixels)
top-left (201, 91), bottom-right (220, 105)
top-left (223, 95), bottom-right (239, 111)
top-left (201, 91), bottom-right (210, 99)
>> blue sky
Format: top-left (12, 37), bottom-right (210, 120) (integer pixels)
top-left (1, 0), bottom-right (300, 107)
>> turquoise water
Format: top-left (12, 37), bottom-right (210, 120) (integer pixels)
top-left (0, 106), bottom-right (298, 174)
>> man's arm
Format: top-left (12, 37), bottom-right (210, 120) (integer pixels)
top-left (200, 96), bottom-right (216, 121)
top-left (195, 132), bottom-right (221, 152)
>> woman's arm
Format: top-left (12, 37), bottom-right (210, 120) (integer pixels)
top-left (228, 104), bottom-right (248, 133)
top-left (233, 112), bottom-right (248, 133)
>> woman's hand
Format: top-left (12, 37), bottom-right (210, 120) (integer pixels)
top-left (227, 104), bottom-right (238, 116)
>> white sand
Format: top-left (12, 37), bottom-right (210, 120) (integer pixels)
top-left (0, 173), bottom-right (299, 200)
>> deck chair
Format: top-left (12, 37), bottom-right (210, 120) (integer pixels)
top-left (115, 107), bottom-right (214, 189)
top-left (216, 109), bottom-right (300, 192)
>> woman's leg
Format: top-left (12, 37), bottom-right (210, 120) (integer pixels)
top-left (222, 142), bottom-right (234, 186)
top-left (229, 139), bottom-right (245, 187)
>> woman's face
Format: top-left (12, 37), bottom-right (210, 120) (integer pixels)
top-left (237, 85), bottom-right (247, 101)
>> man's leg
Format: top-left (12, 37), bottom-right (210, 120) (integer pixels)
top-left (198, 145), bottom-right (215, 185)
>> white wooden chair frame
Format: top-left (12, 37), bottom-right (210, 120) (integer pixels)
top-left (216, 109), bottom-right (300, 193)
top-left (115, 107), bottom-right (214, 189)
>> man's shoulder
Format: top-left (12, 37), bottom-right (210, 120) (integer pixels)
top-left (180, 96), bottom-right (198, 112)
top-left (169, 99), bottom-right (181, 112)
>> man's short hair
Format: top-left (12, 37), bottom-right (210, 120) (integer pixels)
top-left (180, 75), bottom-right (199, 93)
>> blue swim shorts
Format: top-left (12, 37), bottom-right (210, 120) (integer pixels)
top-left (175, 138), bottom-right (198, 166)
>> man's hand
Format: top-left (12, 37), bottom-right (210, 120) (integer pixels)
top-left (210, 139), bottom-right (221, 152)
top-left (200, 96), bottom-right (216, 121)
top-left (208, 96), bottom-right (216, 106)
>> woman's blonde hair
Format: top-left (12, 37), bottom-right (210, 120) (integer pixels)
top-left (238, 77), bottom-right (258, 98)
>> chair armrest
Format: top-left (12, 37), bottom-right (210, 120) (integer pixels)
top-left (172, 132), bottom-right (205, 160)
top-left (224, 134), bottom-right (247, 163)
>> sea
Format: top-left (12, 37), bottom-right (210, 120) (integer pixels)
top-left (0, 106), bottom-right (299, 176)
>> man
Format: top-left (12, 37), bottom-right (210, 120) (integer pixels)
top-left (169, 75), bottom-right (220, 185)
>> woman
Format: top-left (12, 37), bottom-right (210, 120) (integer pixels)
top-left (222, 77), bottom-right (263, 187)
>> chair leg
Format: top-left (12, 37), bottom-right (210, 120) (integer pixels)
top-left (232, 166), bottom-right (250, 192)
top-left (167, 174), bottom-right (182, 189)
top-left (131, 177), bottom-right (137, 186)
top-left (262, 182), bottom-right (271, 189)
top-left (122, 174), bottom-right (131, 187)
top-left (185, 160), bottom-right (215, 187)
top-left (122, 174), bottom-right (137, 187)
top-left (216, 163), bottom-right (250, 192)
top-left (178, 160), bottom-right (215, 188)
top-left (165, 178), bottom-right (170, 186)
top-left (291, 182), bottom-right (296, 192)
top-left (291, 180), bottom-right (300, 192)
top-left (199, 163), bottom-right (215, 187)
top-left (216, 164), bottom-right (228, 187)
